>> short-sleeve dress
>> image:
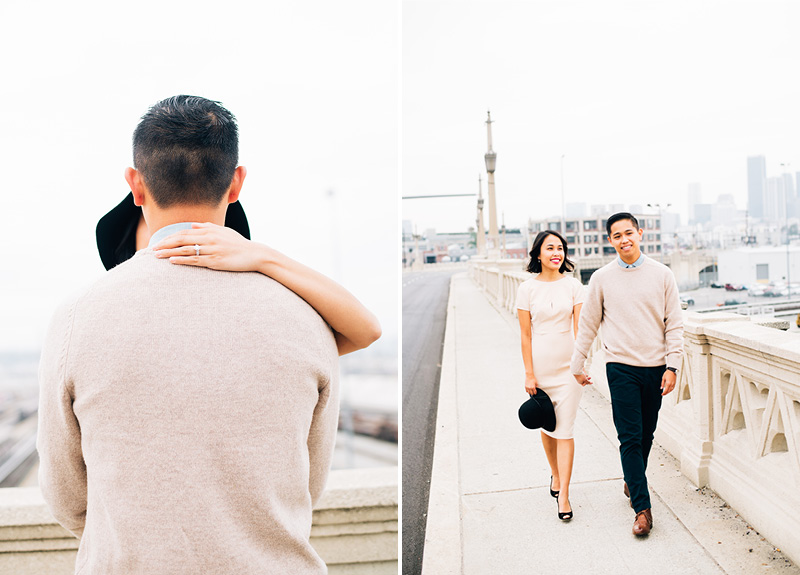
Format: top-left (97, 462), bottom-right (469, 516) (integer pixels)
top-left (516, 275), bottom-right (585, 439)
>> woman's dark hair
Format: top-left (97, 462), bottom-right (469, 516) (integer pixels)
top-left (132, 95), bottom-right (239, 208)
top-left (526, 230), bottom-right (575, 274)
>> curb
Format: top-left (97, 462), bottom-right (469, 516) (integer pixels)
top-left (420, 273), bottom-right (463, 574)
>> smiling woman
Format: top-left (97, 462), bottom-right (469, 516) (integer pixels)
top-left (517, 230), bottom-right (587, 521)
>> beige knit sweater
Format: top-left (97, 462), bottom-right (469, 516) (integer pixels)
top-left (570, 256), bottom-right (684, 374)
top-left (37, 249), bottom-right (339, 574)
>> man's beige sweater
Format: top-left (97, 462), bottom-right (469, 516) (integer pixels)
top-left (37, 250), bottom-right (339, 574)
top-left (570, 256), bottom-right (684, 374)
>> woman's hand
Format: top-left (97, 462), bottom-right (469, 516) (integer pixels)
top-left (152, 222), bottom-right (264, 271)
top-left (525, 374), bottom-right (538, 395)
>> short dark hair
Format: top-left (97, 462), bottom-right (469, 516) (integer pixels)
top-left (132, 95), bottom-right (239, 208)
top-left (526, 230), bottom-right (575, 274)
top-left (606, 212), bottom-right (640, 236)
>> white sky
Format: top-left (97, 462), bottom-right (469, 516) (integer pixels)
top-left (0, 0), bottom-right (398, 353)
top-left (402, 0), bottom-right (800, 233)
top-left (4, 0), bottom-right (799, 351)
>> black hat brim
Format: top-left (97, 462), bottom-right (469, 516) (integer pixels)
top-left (518, 388), bottom-right (557, 432)
top-left (96, 192), bottom-right (251, 271)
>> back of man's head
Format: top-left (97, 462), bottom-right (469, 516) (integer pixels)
top-left (132, 95), bottom-right (238, 208)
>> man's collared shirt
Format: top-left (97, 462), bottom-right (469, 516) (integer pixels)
top-left (147, 222), bottom-right (196, 248)
top-left (617, 253), bottom-right (646, 269)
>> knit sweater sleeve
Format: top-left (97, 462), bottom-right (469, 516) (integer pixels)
top-left (570, 272), bottom-right (603, 374)
top-left (663, 269), bottom-right (684, 370)
top-left (36, 300), bottom-right (87, 538)
top-left (307, 323), bottom-right (340, 505)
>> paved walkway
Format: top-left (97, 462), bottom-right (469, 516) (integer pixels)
top-left (422, 273), bottom-right (798, 575)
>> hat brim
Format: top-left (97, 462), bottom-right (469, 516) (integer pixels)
top-left (96, 193), bottom-right (251, 271)
top-left (518, 389), bottom-right (557, 432)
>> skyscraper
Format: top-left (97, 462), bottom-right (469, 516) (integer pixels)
top-left (687, 182), bottom-right (702, 223)
top-left (764, 176), bottom-right (785, 222)
top-left (747, 155), bottom-right (766, 219)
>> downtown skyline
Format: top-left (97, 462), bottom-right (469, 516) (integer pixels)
top-left (403, 0), bottom-right (800, 235)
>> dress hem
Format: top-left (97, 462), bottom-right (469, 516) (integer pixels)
top-left (541, 428), bottom-right (575, 440)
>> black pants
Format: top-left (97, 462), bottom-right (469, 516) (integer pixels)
top-left (606, 362), bottom-right (664, 513)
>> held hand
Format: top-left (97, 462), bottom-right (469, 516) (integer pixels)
top-left (152, 223), bottom-right (265, 272)
top-left (661, 370), bottom-right (677, 396)
top-left (524, 374), bottom-right (538, 395)
top-left (573, 372), bottom-right (592, 386)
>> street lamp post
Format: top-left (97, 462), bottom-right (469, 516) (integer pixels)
top-left (647, 203), bottom-right (671, 264)
top-left (560, 154), bottom-right (566, 235)
top-left (412, 226), bottom-right (423, 271)
top-left (780, 163), bottom-right (791, 299)
top-left (501, 212), bottom-right (507, 258)
top-left (484, 111), bottom-right (500, 258)
top-left (476, 174), bottom-right (486, 256)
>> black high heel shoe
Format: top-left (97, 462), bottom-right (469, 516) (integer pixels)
top-left (557, 493), bottom-right (573, 521)
top-left (549, 476), bottom-right (559, 499)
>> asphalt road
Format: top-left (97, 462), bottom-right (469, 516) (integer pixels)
top-left (401, 268), bottom-right (460, 575)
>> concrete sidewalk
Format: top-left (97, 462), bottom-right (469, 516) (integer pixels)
top-left (421, 273), bottom-right (798, 575)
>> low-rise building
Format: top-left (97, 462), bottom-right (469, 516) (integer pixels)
top-left (717, 246), bottom-right (800, 286)
top-left (527, 214), bottom-right (662, 258)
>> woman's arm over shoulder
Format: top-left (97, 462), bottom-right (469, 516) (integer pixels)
top-left (264, 249), bottom-right (381, 355)
top-left (154, 223), bottom-right (381, 356)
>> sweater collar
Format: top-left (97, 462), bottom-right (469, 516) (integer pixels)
top-left (148, 222), bottom-right (196, 248)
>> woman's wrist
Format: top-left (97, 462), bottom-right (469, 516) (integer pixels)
top-left (254, 242), bottom-right (283, 275)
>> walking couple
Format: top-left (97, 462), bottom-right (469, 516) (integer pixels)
top-left (516, 212), bottom-right (684, 536)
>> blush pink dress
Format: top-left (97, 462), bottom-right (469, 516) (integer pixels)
top-left (516, 275), bottom-right (585, 439)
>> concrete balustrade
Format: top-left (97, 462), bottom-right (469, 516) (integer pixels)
top-left (471, 259), bottom-right (800, 564)
top-left (0, 466), bottom-right (397, 574)
top-left (470, 259), bottom-right (527, 309)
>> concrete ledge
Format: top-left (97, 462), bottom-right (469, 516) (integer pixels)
top-left (588, 313), bottom-right (800, 565)
top-left (328, 560), bottom-right (398, 575)
top-left (0, 466), bottom-right (398, 574)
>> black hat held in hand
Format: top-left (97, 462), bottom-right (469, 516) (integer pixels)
top-left (518, 388), bottom-right (557, 432)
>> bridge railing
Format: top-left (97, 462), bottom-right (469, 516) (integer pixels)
top-left (0, 466), bottom-right (398, 574)
top-left (469, 259), bottom-right (529, 312)
top-left (470, 259), bottom-right (800, 565)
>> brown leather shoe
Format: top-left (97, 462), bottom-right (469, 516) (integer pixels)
top-left (632, 508), bottom-right (653, 536)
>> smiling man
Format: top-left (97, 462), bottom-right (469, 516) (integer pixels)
top-left (570, 212), bottom-right (683, 537)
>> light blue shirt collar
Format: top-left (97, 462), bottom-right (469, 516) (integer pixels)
top-left (617, 253), bottom-right (646, 269)
top-left (148, 222), bottom-right (196, 248)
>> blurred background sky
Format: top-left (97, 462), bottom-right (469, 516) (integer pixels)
top-left (0, 0), bottom-right (398, 358)
top-left (403, 0), bottom-right (800, 233)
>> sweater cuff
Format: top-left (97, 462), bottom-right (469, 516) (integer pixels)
top-left (666, 353), bottom-right (682, 371)
top-left (570, 357), bottom-right (585, 375)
